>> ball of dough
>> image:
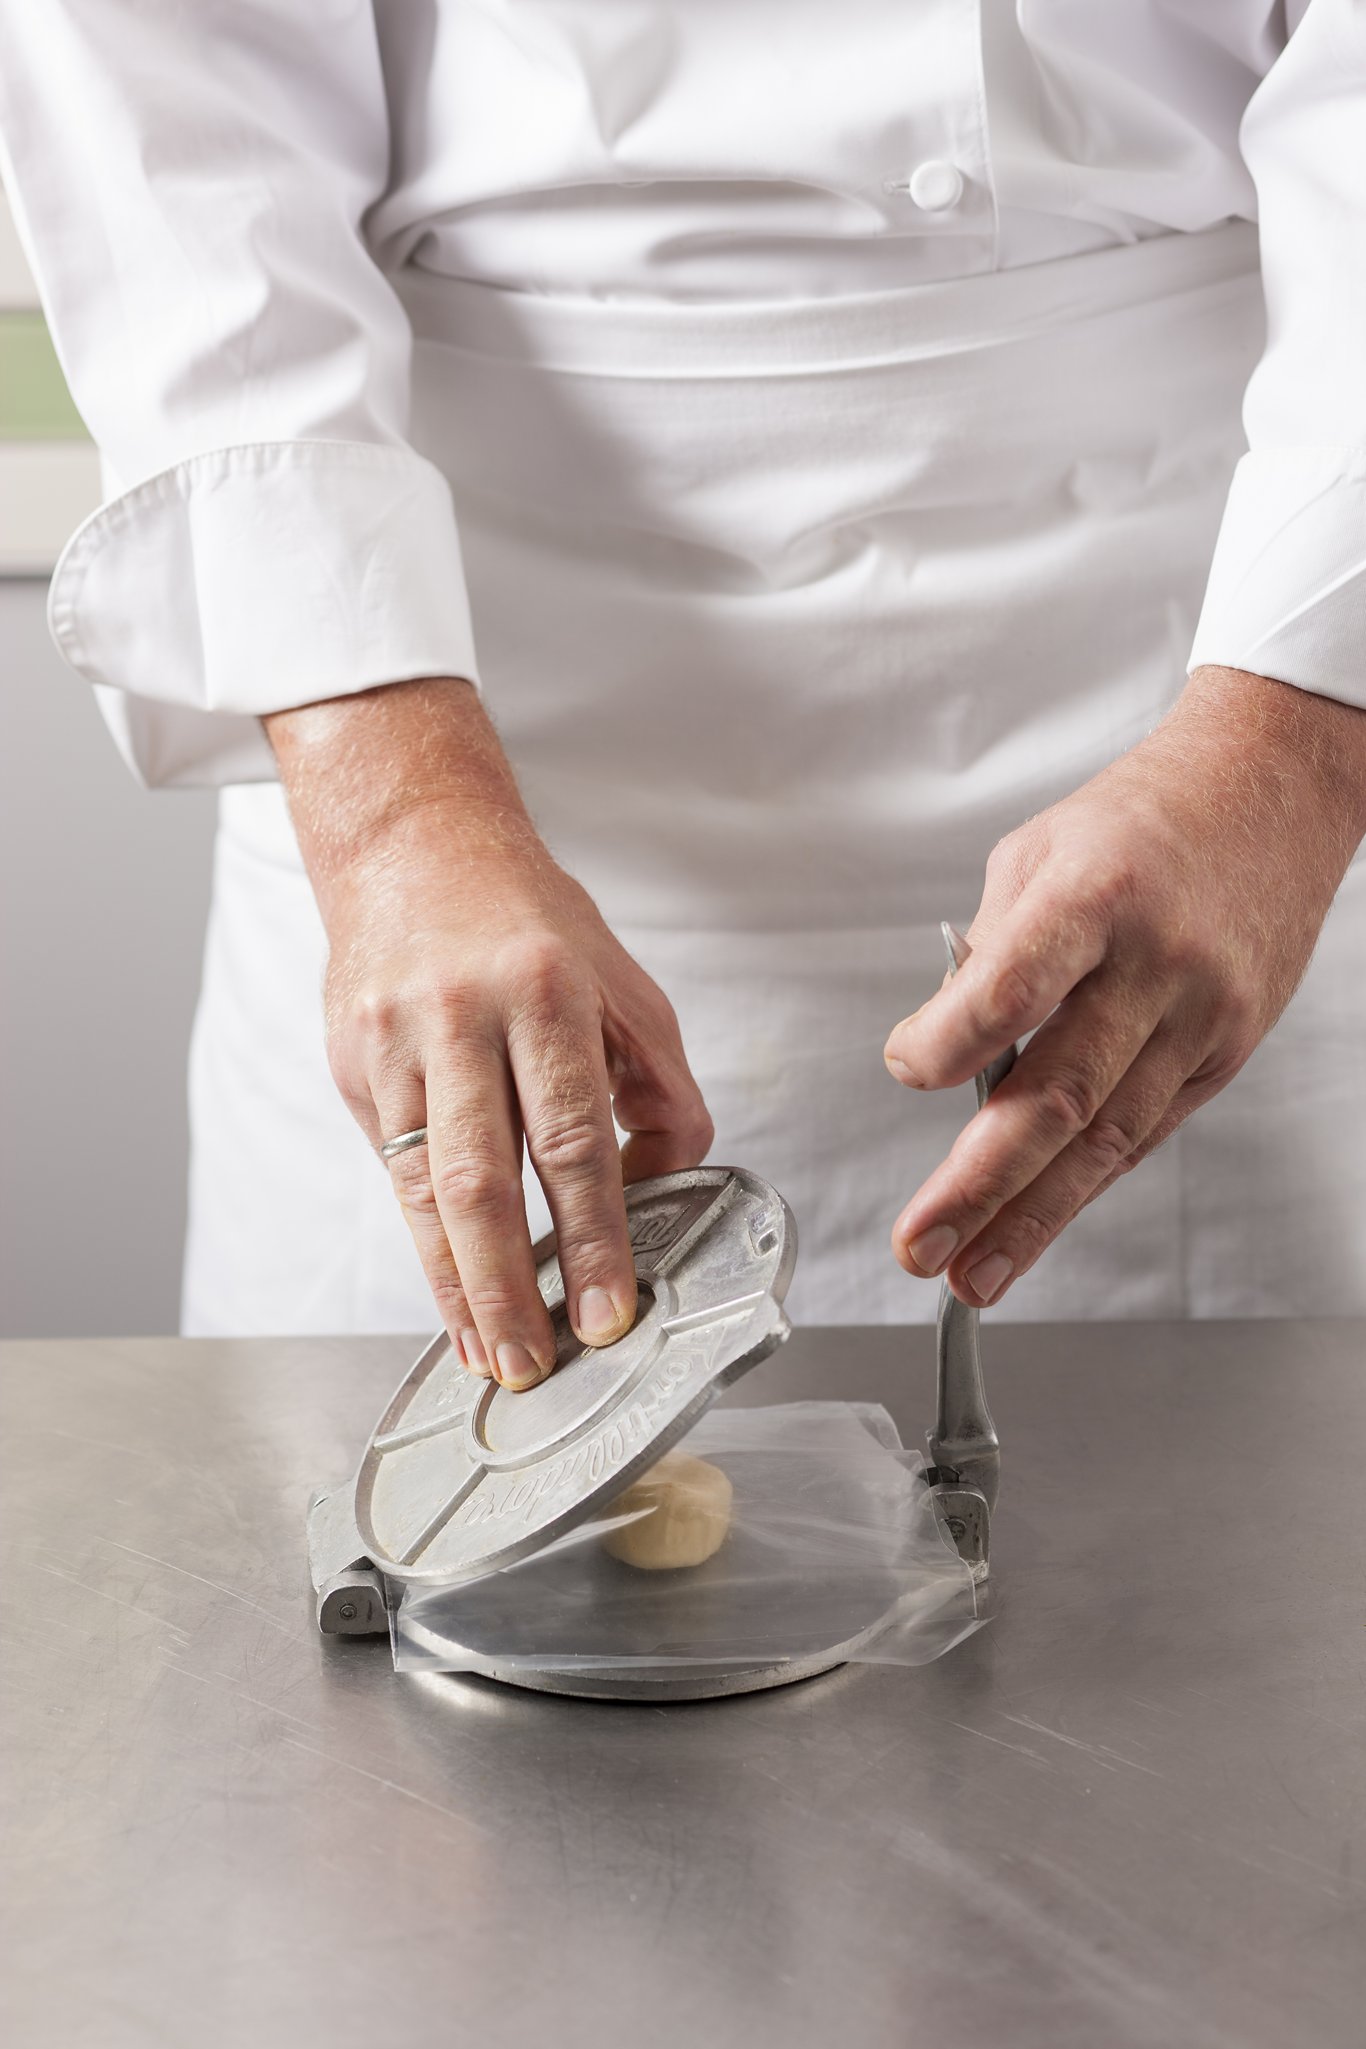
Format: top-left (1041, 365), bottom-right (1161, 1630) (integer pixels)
top-left (600, 1451), bottom-right (733, 1570)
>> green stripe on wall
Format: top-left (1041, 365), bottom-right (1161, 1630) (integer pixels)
top-left (0, 313), bottom-right (88, 440)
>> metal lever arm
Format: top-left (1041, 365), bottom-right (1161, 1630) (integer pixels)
top-left (927, 923), bottom-right (1019, 1562)
top-left (931, 1274), bottom-right (1001, 1514)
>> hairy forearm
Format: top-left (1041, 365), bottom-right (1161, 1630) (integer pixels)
top-left (262, 676), bottom-right (548, 925)
top-left (1177, 665), bottom-right (1366, 861)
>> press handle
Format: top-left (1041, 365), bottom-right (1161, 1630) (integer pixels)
top-left (927, 922), bottom-right (1018, 1513)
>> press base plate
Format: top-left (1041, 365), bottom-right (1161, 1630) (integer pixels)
top-left (451, 1649), bottom-right (849, 1702)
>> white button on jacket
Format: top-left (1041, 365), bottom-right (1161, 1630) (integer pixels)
top-left (0, 0), bottom-right (1363, 791)
top-left (906, 161), bottom-right (966, 212)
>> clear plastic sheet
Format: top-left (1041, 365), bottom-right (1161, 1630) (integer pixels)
top-left (391, 1402), bottom-right (982, 1677)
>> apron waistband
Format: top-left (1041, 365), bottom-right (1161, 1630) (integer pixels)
top-left (395, 220), bottom-right (1260, 379)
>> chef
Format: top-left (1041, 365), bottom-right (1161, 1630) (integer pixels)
top-left (3, 4), bottom-right (1364, 1386)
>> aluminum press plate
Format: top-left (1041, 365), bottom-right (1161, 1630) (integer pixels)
top-left (425, 1648), bottom-right (851, 1703)
top-left (352, 1166), bottom-right (796, 1586)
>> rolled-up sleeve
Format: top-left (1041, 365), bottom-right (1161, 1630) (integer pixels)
top-left (1189, 0), bottom-right (1366, 708)
top-left (0, 1), bottom-right (480, 787)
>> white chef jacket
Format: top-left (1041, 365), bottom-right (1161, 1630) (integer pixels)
top-left (0, 2), bottom-right (1364, 790)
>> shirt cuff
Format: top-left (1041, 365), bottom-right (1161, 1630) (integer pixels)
top-left (47, 439), bottom-right (481, 789)
top-left (1188, 447), bottom-right (1366, 707)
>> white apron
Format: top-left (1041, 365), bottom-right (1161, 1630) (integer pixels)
top-left (183, 221), bottom-right (1366, 1333)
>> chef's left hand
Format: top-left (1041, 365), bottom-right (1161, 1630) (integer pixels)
top-left (884, 665), bottom-right (1366, 1306)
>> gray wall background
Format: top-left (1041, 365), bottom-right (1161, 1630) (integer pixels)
top-left (1, 579), bottom-right (216, 1335)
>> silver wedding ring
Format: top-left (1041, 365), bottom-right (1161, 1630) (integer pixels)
top-left (379, 1126), bottom-right (429, 1161)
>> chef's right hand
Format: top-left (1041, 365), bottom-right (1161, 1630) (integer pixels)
top-left (264, 677), bottom-right (713, 1390)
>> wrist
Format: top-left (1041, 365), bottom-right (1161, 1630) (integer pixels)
top-left (1174, 665), bottom-right (1366, 849)
top-left (264, 675), bottom-right (548, 913)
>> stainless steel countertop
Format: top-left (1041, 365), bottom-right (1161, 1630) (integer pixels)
top-left (4, 1323), bottom-right (1364, 2049)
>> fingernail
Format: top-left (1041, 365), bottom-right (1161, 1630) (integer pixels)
top-left (495, 1341), bottom-right (547, 1391)
top-left (905, 1225), bottom-right (959, 1276)
top-left (886, 1056), bottom-right (916, 1086)
top-left (576, 1286), bottom-right (625, 1343)
top-left (461, 1329), bottom-right (491, 1375)
top-left (965, 1250), bottom-right (1014, 1303)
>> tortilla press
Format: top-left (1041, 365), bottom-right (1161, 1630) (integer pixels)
top-left (307, 1164), bottom-right (821, 1698)
top-left (306, 937), bottom-right (1014, 1696)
